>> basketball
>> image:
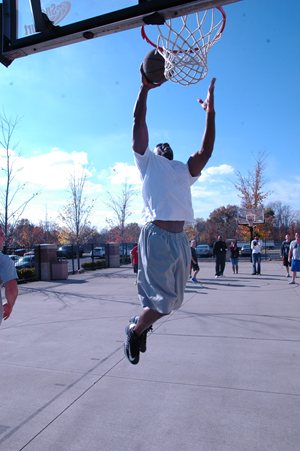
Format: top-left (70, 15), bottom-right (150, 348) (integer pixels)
top-left (142, 49), bottom-right (166, 84)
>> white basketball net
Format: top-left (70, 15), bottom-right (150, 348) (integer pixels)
top-left (143, 8), bottom-right (225, 86)
top-left (246, 214), bottom-right (256, 227)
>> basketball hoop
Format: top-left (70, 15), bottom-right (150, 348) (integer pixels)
top-left (141, 7), bottom-right (226, 86)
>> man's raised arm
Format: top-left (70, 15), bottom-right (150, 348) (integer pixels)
top-left (188, 77), bottom-right (216, 177)
top-left (132, 69), bottom-right (163, 155)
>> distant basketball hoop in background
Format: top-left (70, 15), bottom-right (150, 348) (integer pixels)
top-left (141, 6), bottom-right (226, 86)
top-left (237, 207), bottom-right (265, 243)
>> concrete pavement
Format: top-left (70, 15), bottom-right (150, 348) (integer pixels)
top-left (0, 259), bottom-right (300, 451)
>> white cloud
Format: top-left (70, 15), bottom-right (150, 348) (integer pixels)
top-left (0, 147), bottom-right (104, 225)
top-left (199, 164), bottom-right (234, 183)
top-left (99, 162), bottom-right (141, 186)
top-left (0, 147), bottom-right (92, 190)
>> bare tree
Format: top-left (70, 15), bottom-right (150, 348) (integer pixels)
top-left (59, 169), bottom-right (95, 268)
top-left (234, 154), bottom-right (271, 208)
top-left (206, 205), bottom-right (239, 242)
top-left (266, 201), bottom-right (295, 230)
top-left (105, 181), bottom-right (137, 245)
top-left (0, 112), bottom-right (39, 252)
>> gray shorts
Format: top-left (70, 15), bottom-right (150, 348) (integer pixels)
top-left (137, 222), bottom-right (191, 314)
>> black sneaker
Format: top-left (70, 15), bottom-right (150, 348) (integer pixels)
top-left (129, 316), bottom-right (153, 353)
top-left (124, 324), bottom-right (140, 365)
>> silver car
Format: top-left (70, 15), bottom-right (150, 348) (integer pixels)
top-left (195, 244), bottom-right (213, 258)
top-left (15, 255), bottom-right (35, 269)
top-left (90, 247), bottom-right (105, 258)
top-left (240, 244), bottom-right (251, 256)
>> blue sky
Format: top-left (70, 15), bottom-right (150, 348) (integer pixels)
top-left (0, 0), bottom-right (299, 230)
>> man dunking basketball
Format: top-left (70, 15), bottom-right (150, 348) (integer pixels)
top-left (124, 69), bottom-right (216, 365)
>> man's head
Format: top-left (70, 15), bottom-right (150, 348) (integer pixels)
top-left (296, 232), bottom-right (300, 241)
top-left (191, 240), bottom-right (196, 248)
top-left (217, 235), bottom-right (222, 241)
top-left (154, 143), bottom-right (174, 161)
top-left (285, 234), bottom-right (290, 241)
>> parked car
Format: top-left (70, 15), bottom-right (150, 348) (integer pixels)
top-left (90, 247), bottom-right (105, 258)
top-left (57, 245), bottom-right (83, 259)
top-left (240, 244), bottom-right (252, 256)
top-left (14, 248), bottom-right (27, 256)
top-left (195, 244), bottom-right (213, 258)
top-left (15, 255), bottom-right (35, 269)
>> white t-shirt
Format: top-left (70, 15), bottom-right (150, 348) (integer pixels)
top-left (290, 240), bottom-right (300, 260)
top-left (134, 147), bottom-right (199, 223)
top-left (251, 239), bottom-right (262, 254)
top-left (0, 253), bottom-right (18, 320)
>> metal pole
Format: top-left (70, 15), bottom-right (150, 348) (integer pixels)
top-left (249, 225), bottom-right (253, 262)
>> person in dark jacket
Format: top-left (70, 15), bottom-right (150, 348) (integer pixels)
top-left (281, 234), bottom-right (291, 277)
top-left (229, 240), bottom-right (239, 274)
top-left (213, 235), bottom-right (227, 278)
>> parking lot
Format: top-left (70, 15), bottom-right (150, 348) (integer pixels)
top-left (1, 259), bottom-right (299, 451)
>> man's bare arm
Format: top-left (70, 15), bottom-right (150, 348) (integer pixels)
top-left (132, 68), bottom-right (164, 155)
top-left (3, 279), bottom-right (18, 320)
top-left (188, 78), bottom-right (216, 177)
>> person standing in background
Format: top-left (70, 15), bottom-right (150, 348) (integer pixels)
top-left (190, 240), bottom-right (200, 283)
top-left (288, 232), bottom-right (300, 284)
top-left (0, 226), bottom-right (18, 324)
top-left (130, 243), bottom-right (139, 283)
top-left (229, 240), bottom-right (239, 274)
top-left (213, 235), bottom-right (227, 278)
top-left (251, 234), bottom-right (262, 275)
top-left (281, 234), bottom-right (291, 278)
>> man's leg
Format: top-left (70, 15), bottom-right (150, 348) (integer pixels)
top-left (128, 307), bottom-right (166, 353)
top-left (125, 308), bottom-right (166, 365)
top-left (289, 271), bottom-right (296, 283)
top-left (220, 256), bottom-right (226, 275)
top-left (285, 260), bottom-right (290, 276)
top-left (124, 223), bottom-right (190, 364)
top-left (215, 256), bottom-right (220, 276)
top-left (257, 254), bottom-right (261, 274)
top-left (193, 269), bottom-right (199, 280)
top-left (252, 254), bottom-right (257, 274)
top-left (133, 307), bottom-right (165, 335)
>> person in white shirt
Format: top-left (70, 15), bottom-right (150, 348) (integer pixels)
top-left (124, 70), bottom-right (216, 365)
top-left (0, 227), bottom-right (18, 323)
top-left (251, 234), bottom-right (262, 275)
top-left (288, 232), bottom-right (300, 284)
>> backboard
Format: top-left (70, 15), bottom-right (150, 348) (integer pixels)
top-left (237, 207), bottom-right (265, 226)
top-left (0, 0), bottom-right (240, 67)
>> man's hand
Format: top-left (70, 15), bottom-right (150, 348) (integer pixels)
top-left (197, 77), bottom-right (216, 112)
top-left (140, 64), bottom-right (166, 90)
top-left (3, 303), bottom-right (12, 321)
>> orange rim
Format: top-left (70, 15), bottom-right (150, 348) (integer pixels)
top-left (141, 6), bottom-right (226, 54)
